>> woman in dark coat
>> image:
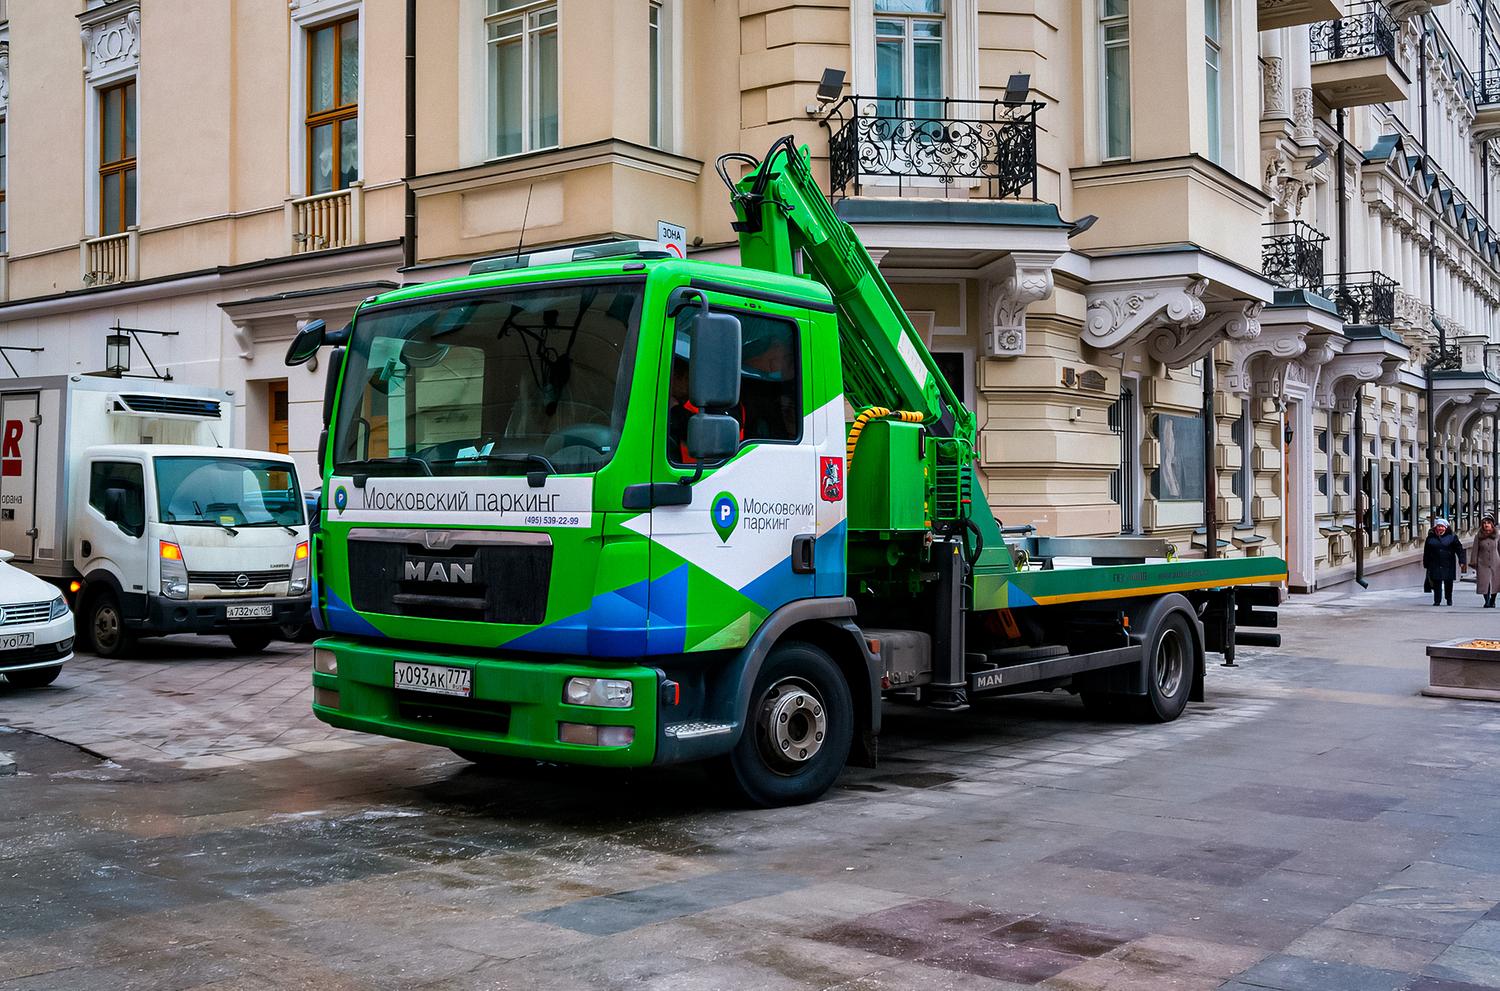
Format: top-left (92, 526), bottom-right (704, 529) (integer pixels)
top-left (1473, 516), bottom-right (1500, 608)
top-left (1425, 518), bottom-right (1467, 607)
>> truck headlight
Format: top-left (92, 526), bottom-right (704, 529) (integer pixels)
top-left (563, 677), bottom-right (633, 708)
top-left (289, 540), bottom-right (310, 595)
top-left (159, 541), bottom-right (189, 599)
top-left (48, 595), bottom-right (70, 620)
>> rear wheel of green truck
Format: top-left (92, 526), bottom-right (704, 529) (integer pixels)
top-left (1136, 611), bottom-right (1196, 723)
top-left (721, 641), bottom-right (853, 808)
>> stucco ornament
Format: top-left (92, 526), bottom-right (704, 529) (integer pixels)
top-left (1261, 56), bottom-right (1286, 117)
top-left (1083, 278), bottom-right (1209, 352)
top-left (985, 252), bottom-right (1056, 357)
top-left (1264, 155), bottom-right (1311, 218)
top-left (1315, 352), bottom-right (1405, 412)
top-left (80, 5), bottom-right (140, 83)
top-left (1224, 322), bottom-right (1309, 397)
top-left (1145, 300), bottom-right (1264, 369)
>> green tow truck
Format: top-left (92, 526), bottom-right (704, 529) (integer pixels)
top-left (286, 137), bottom-right (1286, 806)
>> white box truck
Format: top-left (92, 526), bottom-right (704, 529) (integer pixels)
top-left (0, 374), bottom-right (310, 656)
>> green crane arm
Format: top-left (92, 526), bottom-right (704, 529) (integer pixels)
top-left (723, 137), bottom-right (977, 456)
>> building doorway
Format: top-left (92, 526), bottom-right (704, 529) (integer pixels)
top-left (268, 381), bottom-right (289, 455)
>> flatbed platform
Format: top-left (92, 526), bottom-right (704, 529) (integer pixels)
top-left (976, 556), bottom-right (1288, 611)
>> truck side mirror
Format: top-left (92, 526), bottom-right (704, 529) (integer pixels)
top-left (285, 319), bottom-right (328, 367)
top-left (687, 413), bottom-right (740, 463)
top-left (687, 311), bottom-right (742, 411)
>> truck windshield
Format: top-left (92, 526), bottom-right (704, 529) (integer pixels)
top-left (156, 457), bottom-right (305, 528)
top-left (331, 280), bottom-right (643, 477)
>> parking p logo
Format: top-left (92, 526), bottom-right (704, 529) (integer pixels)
top-left (333, 485), bottom-right (349, 514)
top-left (711, 492), bottom-right (738, 543)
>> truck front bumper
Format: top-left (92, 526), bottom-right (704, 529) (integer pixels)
top-left (310, 636), bottom-right (659, 767)
top-left (140, 595), bottom-right (310, 634)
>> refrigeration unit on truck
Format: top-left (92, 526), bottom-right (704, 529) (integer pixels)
top-left (0, 374), bottom-right (311, 656)
top-left (288, 137), bottom-right (1286, 806)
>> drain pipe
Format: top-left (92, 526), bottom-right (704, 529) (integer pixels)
top-left (1203, 354), bottom-right (1217, 560)
top-left (402, 0), bottom-right (418, 272)
top-left (1354, 385), bottom-right (1368, 588)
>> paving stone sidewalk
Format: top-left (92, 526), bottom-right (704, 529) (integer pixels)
top-left (1, 585), bottom-right (1499, 989)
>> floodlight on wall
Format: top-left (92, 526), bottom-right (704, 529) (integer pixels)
top-left (1067, 214), bottom-right (1100, 238)
top-left (1003, 74), bottom-right (1031, 105)
top-left (1306, 148), bottom-right (1330, 168)
top-left (816, 68), bottom-right (846, 104)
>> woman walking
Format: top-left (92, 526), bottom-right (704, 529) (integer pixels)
top-left (1473, 516), bottom-right (1500, 608)
top-left (1425, 518), bottom-right (1467, 607)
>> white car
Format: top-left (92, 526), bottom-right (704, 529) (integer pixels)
top-left (0, 551), bottom-right (74, 689)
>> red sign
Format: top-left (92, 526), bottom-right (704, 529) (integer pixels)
top-left (819, 456), bottom-right (843, 503)
top-left (1, 420), bottom-right (20, 477)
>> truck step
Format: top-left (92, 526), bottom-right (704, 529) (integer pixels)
top-left (664, 721), bottom-right (735, 740)
top-left (985, 644), bottom-right (1070, 665)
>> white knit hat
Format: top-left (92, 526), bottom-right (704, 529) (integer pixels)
top-left (1435, 517), bottom-right (1450, 528)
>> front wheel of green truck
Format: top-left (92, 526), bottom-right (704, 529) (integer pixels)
top-left (720, 641), bottom-right (853, 808)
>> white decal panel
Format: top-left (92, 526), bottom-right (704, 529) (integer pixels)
top-left (327, 476), bottom-right (593, 528)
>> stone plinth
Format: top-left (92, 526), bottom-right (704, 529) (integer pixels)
top-left (1424, 638), bottom-right (1500, 702)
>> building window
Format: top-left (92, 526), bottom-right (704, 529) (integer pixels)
top-left (1204, 0), bottom-right (1223, 164)
top-left (98, 80), bottom-right (137, 236)
top-left (1100, 0), bottom-right (1130, 160)
top-left (875, 0), bottom-right (945, 118)
top-left (1232, 407), bottom-right (1253, 525)
top-left (1152, 413), bottom-right (1206, 501)
top-left (488, 0), bottom-right (558, 158)
top-left (306, 16), bottom-right (359, 195)
top-left (0, 116), bottom-right (8, 254)
top-left (649, 1), bottom-right (664, 147)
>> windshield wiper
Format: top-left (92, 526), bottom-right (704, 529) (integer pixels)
top-left (336, 456), bottom-right (433, 486)
top-left (426, 453), bottom-right (557, 488)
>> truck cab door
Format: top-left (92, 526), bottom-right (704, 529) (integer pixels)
top-left (0, 392), bottom-right (40, 562)
top-left (645, 293), bottom-right (821, 654)
top-left (77, 459), bottom-right (151, 605)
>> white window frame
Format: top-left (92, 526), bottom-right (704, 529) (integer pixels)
top-left (84, 69), bottom-right (138, 240)
top-left (1205, 0), bottom-right (1223, 165)
top-left (1098, 0), bottom-right (1131, 162)
top-left (485, 0), bottom-right (560, 160)
top-left (850, 0), bottom-right (976, 105)
top-left (647, 1), bottom-right (681, 151)
top-left (873, 2), bottom-right (947, 110)
top-left (288, 0), bottom-right (364, 200)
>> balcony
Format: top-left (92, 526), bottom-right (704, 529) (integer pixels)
top-left (1474, 71), bottom-right (1500, 140)
top-left (1262, 221), bottom-right (1328, 290)
top-left (285, 181), bottom-right (364, 255)
top-left (1259, 0), bottom-right (1345, 30)
top-left (1313, 271), bottom-right (1397, 325)
top-left (79, 229), bottom-right (138, 287)
top-left (1309, 2), bottom-right (1409, 108)
top-left (824, 96), bottom-right (1040, 202)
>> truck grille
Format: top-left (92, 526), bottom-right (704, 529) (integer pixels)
top-left (189, 570), bottom-right (291, 590)
top-left (395, 692), bottom-right (511, 735)
top-left (0, 602), bottom-right (54, 626)
top-left (347, 530), bottom-right (551, 625)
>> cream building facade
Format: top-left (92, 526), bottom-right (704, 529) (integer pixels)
top-left (0, 0), bottom-right (1495, 592)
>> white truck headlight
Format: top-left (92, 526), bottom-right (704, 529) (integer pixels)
top-left (48, 595), bottom-right (70, 620)
top-left (159, 541), bottom-right (189, 599)
top-left (289, 540), bottom-right (310, 595)
top-left (563, 677), bottom-right (633, 708)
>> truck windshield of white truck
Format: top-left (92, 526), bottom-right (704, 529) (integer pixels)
top-left (330, 280), bottom-right (643, 479)
top-left (155, 457), bottom-right (305, 532)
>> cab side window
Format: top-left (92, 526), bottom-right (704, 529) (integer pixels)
top-left (89, 461), bottom-right (145, 537)
top-left (667, 309), bottom-right (801, 465)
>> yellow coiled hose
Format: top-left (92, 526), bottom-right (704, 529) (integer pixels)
top-left (846, 406), bottom-right (925, 472)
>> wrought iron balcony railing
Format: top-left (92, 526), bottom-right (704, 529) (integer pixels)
top-left (1476, 69), bottom-right (1500, 106)
top-left (823, 95), bottom-right (1041, 201)
top-left (1313, 271), bottom-right (1398, 325)
top-left (1262, 221), bottom-right (1328, 290)
top-left (1310, 1), bottom-right (1398, 63)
